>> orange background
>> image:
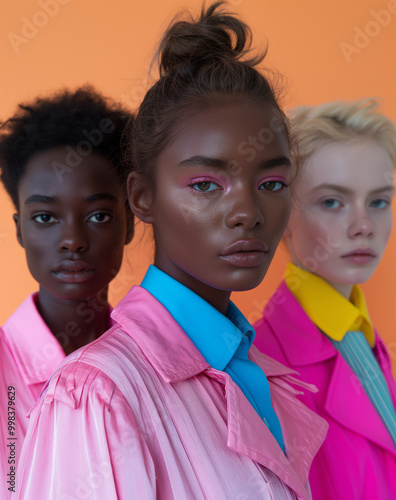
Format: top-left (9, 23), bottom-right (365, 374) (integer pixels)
top-left (1, 0), bottom-right (396, 372)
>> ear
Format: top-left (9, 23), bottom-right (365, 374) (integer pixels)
top-left (13, 213), bottom-right (24, 248)
top-left (127, 171), bottom-right (154, 224)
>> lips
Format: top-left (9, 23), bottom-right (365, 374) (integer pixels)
top-left (52, 260), bottom-right (95, 283)
top-left (220, 239), bottom-right (269, 268)
top-left (341, 248), bottom-right (377, 265)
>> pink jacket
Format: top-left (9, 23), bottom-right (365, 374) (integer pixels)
top-left (0, 294), bottom-right (65, 499)
top-left (254, 281), bottom-right (396, 500)
top-left (17, 286), bottom-right (327, 499)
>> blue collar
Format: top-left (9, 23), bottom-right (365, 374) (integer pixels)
top-left (141, 265), bottom-right (255, 370)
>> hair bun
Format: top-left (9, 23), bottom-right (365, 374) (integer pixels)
top-left (158, 2), bottom-right (260, 76)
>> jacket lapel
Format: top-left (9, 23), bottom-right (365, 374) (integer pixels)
top-left (325, 348), bottom-right (396, 456)
top-left (206, 352), bottom-right (328, 500)
top-left (211, 367), bottom-right (311, 500)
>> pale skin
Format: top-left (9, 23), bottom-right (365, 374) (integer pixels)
top-left (284, 137), bottom-right (395, 299)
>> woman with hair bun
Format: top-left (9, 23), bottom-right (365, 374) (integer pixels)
top-left (17, 3), bottom-right (327, 498)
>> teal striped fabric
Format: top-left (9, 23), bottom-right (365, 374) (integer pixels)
top-left (330, 331), bottom-right (396, 447)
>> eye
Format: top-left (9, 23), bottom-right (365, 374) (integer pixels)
top-left (322, 198), bottom-right (341, 209)
top-left (191, 181), bottom-right (220, 192)
top-left (370, 199), bottom-right (388, 209)
top-left (259, 180), bottom-right (285, 192)
top-left (88, 213), bottom-right (112, 223)
top-left (33, 214), bottom-right (57, 224)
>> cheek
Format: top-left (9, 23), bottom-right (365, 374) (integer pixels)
top-left (379, 216), bottom-right (393, 245)
top-left (22, 235), bottom-right (48, 265)
top-left (275, 198), bottom-right (291, 230)
top-left (23, 244), bottom-right (48, 282)
top-left (95, 234), bottom-right (125, 267)
top-left (290, 217), bottom-right (329, 253)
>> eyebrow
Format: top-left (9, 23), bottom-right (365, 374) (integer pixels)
top-left (312, 183), bottom-right (395, 195)
top-left (25, 194), bottom-right (57, 205)
top-left (178, 155), bottom-right (291, 169)
top-left (24, 193), bottom-right (119, 205)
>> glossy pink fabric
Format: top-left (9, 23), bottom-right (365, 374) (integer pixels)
top-left (17, 286), bottom-right (327, 499)
top-left (253, 281), bottom-right (396, 500)
top-left (0, 294), bottom-right (65, 498)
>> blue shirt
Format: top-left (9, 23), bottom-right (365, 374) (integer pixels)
top-left (141, 265), bottom-right (284, 451)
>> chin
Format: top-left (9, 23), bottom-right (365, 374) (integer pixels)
top-left (51, 286), bottom-right (101, 302)
top-left (342, 269), bottom-right (376, 285)
top-left (225, 275), bottom-right (266, 292)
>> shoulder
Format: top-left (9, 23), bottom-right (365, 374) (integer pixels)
top-left (252, 282), bottom-right (326, 369)
top-left (254, 282), bottom-right (303, 330)
top-left (36, 322), bottom-right (154, 412)
top-left (253, 282), bottom-right (317, 341)
top-left (2, 294), bottom-right (38, 326)
top-left (38, 358), bottom-right (118, 411)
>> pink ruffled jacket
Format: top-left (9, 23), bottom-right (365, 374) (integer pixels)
top-left (17, 286), bottom-right (327, 499)
top-left (254, 281), bottom-right (396, 500)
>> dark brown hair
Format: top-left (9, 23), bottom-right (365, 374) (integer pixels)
top-left (0, 85), bottom-right (133, 209)
top-left (126, 1), bottom-right (289, 183)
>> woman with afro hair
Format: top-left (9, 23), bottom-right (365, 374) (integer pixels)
top-left (0, 85), bottom-right (134, 495)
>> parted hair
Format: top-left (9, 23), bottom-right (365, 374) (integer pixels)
top-left (289, 99), bottom-right (396, 170)
top-left (126, 1), bottom-right (290, 184)
top-left (0, 85), bottom-right (133, 209)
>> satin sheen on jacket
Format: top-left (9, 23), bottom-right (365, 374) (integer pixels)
top-left (17, 286), bottom-right (327, 499)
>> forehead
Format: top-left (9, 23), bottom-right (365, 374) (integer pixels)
top-left (19, 147), bottom-right (121, 196)
top-left (298, 138), bottom-right (394, 191)
top-left (162, 100), bottom-right (290, 163)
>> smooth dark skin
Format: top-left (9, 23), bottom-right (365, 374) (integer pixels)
top-left (14, 147), bottom-right (131, 355)
top-left (129, 100), bottom-right (291, 315)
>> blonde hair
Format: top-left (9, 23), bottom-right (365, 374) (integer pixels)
top-left (289, 98), bottom-right (396, 171)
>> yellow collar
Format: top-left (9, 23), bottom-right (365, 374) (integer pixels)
top-left (285, 263), bottom-right (375, 347)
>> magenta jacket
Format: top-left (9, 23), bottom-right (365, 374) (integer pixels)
top-left (253, 281), bottom-right (396, 500)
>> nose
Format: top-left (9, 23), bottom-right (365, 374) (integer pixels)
top-left (348, 206), bottom-right (374, 239)
top-left (225, 189), bottom-right (264, 230)
top-left (58, 221), bottom-right (89, 253)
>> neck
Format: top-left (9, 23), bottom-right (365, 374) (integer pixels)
top-left (153, 262), bottom-right (231, 315)
top-left (290, 260), bottom-right (354, 300)
top-left (198, 286), bottom-right (231, 315)
top-left (37, 288), bottom-right (111, 356)
top-left (327, 281), bottom-right (354, 300)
